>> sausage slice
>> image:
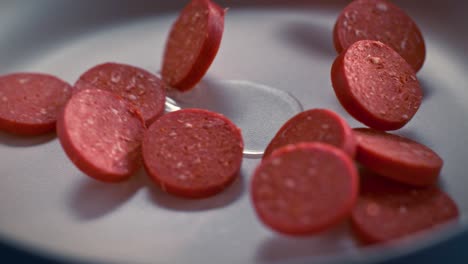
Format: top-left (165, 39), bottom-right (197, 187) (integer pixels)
top-left (263, 109), bottom-right (357, 159)
top-left (351, 170), bottom-right (459, 244)
top-left (331, 40), bottom-right (423, 131)
top-left (142, 108), bottom-right (243, 198)
top-left (333, 0), bottom-right (426, 72)
top-left (0, 73), bottom-right (72, 136)
top-left (251, 143), bottom-right (359, 235)
top-left (57, 89), bottom-right (145, 182)
top-left (75, 62), bottom-right (166, 126)
top-left (161, 0), bottom-right (225, 91)
top-left (354, 128), bottom-right (443, 186)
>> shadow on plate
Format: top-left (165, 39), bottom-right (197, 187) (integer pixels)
top-left (417, 77), bottom-right (435, 101)
top-left (278, 21), bottom-right (337, 59)
top-left (0, 0), bottom-right (347, 71)
top-left (394, 128), bottom-right (423, 142)
top-left (0, 0), bottom-right (184, 71)
top-left (67, 169), bottom-right (145, 221)
top-left (0, 131), bottom-right (56, 147)
top-left (146, 170), bottom-right (246, 212)
top-left (255, 222), bottom-right (356, 263)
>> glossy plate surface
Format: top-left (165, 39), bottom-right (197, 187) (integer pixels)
top-left (0, 1), bottom-right (467, 263)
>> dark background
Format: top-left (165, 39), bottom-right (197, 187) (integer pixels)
top-left (2, 229), bottom-right (468, 264)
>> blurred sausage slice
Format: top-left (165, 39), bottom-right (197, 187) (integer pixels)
top-left (354, 128), bottom-right (443, 186)
top-left (333, 0), bottom-right (426, 72)
top-left (162, 0), bottom-right (225, 91)
top-left (0, 73), bottom-right (72, 136)
top-left (263, 108), bottom-right (357, 159)
top-left (351, 170), bottom-right (459, 244)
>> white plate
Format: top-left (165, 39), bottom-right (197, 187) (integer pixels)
top-left (0, 0), bottom-right (467, 263)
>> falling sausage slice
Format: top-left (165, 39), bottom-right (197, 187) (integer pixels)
top-left (251, 142), bottom-right (359, 236)
top-left (351, 170), bottom-right (459, 245)
top-left (57, 89), bottom-right (145, 182)
top-left (0, 73), bottom-right (72, 136)
top-left (263, 108), bottom-right (357, 159)
top-left (142, 108), bottom-right (243, 198)
top-left (333, 0), bottom-right (426, 72)
top-left (75, 62), bottom-right (166, 126)
top-left (354, 128), bottom-right (443, 186)
top-left (331, 40), bottom-right (423, 131)
top-left (161, 0), bottom-right (225, 91)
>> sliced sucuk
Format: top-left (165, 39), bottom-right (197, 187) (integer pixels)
top-left (142, 108), bottom-right (243, 198)
top-left (161, 0), bottom-right (225, 91)
top-left (0, 73), bottom-right (72, 136)
top-left (57, 89), bottom-right (145, 182)
top-left (263, 108), bottom-right (357, 159)
top-left (333, 0), bottom-right (426, 72)
top-left (354, 128), bottom-right (443, 186)
top-left (251, 142), bottom-right (359, 236)
top-left (331, 40), bottom-right (423, 131)
top-left (351, 170), bottom-right (459, 245)
top-left (75, 62), bottom-right (166, 126)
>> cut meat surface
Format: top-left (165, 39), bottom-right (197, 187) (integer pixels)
top-left (57, 89), bottom-right (145, 182)
top-left (142, 108), bottom-right (243, 198)
top-left (162, 0), bottom-right (225, 91)
top-left (333, 0), bottom-right (426, 72)
top-left (354, 128), bottom-right (443, 186)
top-left (263, 108), bottom-right (356, 159)
top-left (75, 62), bottom-right (166, 126)
top-left (351, 170), bottom-right (459, 244)
top-left (251, 142), bottom-right (359, 236)
top-left (331, 40), bottom-right (423, 131)
top-left (0, 73), bottom-right (72, 136)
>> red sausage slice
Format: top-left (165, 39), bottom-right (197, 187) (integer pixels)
top-left (263, 108), bottom-right (357, 159)
top-left (351, 170), bottom-right (459, 245)
top-left (251, 142), bottom-right (359, 236)
top-left (161, 0), bottom-right (225, 91)
top-left (354, 128), bottom-right (443, 186)
top-left (331, 40), bottom-right (423, 131)
top-left (57, 89), bottom-right (145, 182)
top-left (0, 73), bottom-right (72, 136)
top-left (142, 109), bottom-right (243, 198)
top-left (333, 0), bottom-right (426, 72)
top-left (75, 62), bottom-right (166, 126)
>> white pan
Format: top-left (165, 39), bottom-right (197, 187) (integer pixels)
top-left (0, 0), bottom-right (467, 263)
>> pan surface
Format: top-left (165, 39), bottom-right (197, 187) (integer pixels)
top-left (0, 0), bottom-right (467, 263)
